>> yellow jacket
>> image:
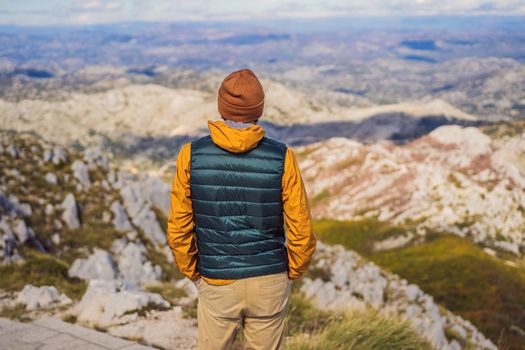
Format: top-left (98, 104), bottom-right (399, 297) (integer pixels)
top-left (167, 120), bottom-right (317, 285)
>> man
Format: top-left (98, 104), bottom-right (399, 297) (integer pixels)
top-left (167, 68), bottom-right (317, 350)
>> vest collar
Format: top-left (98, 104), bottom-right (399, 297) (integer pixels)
top-left (207, 119), bottom-right (265, 153)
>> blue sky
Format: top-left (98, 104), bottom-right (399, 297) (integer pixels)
top-left (1, 0), bottom-right (525, 26)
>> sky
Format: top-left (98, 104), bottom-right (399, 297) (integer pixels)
top-left (0, 0), bottom-right (525, 26)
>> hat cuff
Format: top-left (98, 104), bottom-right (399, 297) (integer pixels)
top-left (218, 95), bottom-right (264, 122)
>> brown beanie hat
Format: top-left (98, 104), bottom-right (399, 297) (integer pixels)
top-left (218, 68), bottom-right (264, 122)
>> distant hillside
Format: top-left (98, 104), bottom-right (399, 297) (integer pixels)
top-left (0, 81), bottom-right (486, 174)
top-left (297, 122), bottom-right (525, 253)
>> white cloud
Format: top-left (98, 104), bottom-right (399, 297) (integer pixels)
top-left (0, 0), bottom-right (524, 26)
top-left (70, 0), bottom-right (122, 12)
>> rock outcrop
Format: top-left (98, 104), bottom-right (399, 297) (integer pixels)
top-left (16, 284), bottom-right (72, 311)
top-left (73, 279), bottom-right (169, 327)
top-left (68, 249), bottom-right (118, 281)
top-left (60, 193), bottom-right (81, 229)
top-left (111, 238), bottom-right (162, 285)
top-left (119, 184), bottom-right (166, 247)
top-left (300, 241), bottom-right (497, 350)
top-left (111, 201), bottom-right (133, 232)
top-left (71, 160), bottom-right (92, 188)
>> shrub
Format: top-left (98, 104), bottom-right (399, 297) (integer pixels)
top-left (286, 308), bottom-right (432, 350)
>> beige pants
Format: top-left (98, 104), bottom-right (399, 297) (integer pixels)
top-left (196, 271), bottom-right (293, 350)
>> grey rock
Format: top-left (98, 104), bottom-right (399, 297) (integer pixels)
top-left (101, 179), bottom-right (111, 191)
top-left (6, 144), bottom-right (19, 158)
top-left (17, 202), bottom-right (32, 217)
top-left (163, 245), bottom-right (174, 263)
top-left (13, 219), bottom-right (34, 243)
top-left (60, 193), bottom-right (80, 229)
top-left (52, 146), bottom-right (67, 165)
top-left (51, 233), bottom-right (61, 245)
top-left (6, 168), bottom-right (20, 178)
top-left (174, 278), bottom-right (198, 301)
top-left (0, 219), bottom-right (17, 260)
top-left (43, 149), bottom-right (52, 162)
top-left (45, 203), bottom-right (54, 216)
top-left (71, 160), bottom-right (91, 188)
top-left (140, 176), bottom-right (170, 214)
top-left (68, 249), bottom-right (118, 281)
top-left (115, 171), bottom-right (170, 213)
top-left (404, 304), bottom-right (421, 319)
top-left (331, 258), bottom-right (351, 287)
top-left (44, 172), bottom-right (58, 185)
top-left (405, 284), bottom-right (422, 302)
top-left (114, 240), bottom-right (162, 285)
top-left (102, 210), bottom-right (112, 223)
top-left (111, 237), bottom-right (128, 254)
top-left (120, 186), bottom-right (166, 246)
top-left (16, 284), bottom-right (72, 310)
top-left (494, 240), bottom-right (520, 255)
top-left (84, 147), bottom-right (109, 171)
top-left (54, 218), bottom-right (63, 229)
top-left (111, 201), bottom-right (133, 232)
top-left (450, 324), bottom-right (467, 339)
top-left (74, 279), bottom-right (169, 327)
top-left (127, 231), bottom-right (139, 241)
top-left (300, 277), bottom-right (324, 300)
top-left (107, 170), bottom-right (117, 186)
top-left (450, 340), bottom-right (461, 350)
top-left (427, 322), bottom-right (448, 349)
top-left (0, 192), bottom-right (32, 217)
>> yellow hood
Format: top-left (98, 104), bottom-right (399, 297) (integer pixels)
top-left (207, 120), bottom-right (266, 153)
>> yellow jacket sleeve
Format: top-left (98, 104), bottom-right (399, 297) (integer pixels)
top-left (166, 143), bottom-right (201, 281)
top-left (282, 147), bottom-right (317, 279)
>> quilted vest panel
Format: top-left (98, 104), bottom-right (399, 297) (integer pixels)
top-left (190, 135), bottom-right (289, 279)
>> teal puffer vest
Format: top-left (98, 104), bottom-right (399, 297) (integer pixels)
top-left (190, 135), bottom-right (289, 279)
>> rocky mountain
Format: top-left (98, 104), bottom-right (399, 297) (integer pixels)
top-left (297, 122), bottom-right (525, 254)
top-left (0, 129), bottom-right (497, 350)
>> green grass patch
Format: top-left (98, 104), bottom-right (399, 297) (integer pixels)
top-left (146, 282), bottom-right (187, 305)
top-left (286, 308), bottom-right (431, 350)
top-left (59, 222), bottom-right (123, 262)
top-left (0, 303), bottom-right (32, 322)
top-left (372, 234), bottom-right (525, 349)
top-left (313, 218), bottom-right (408, 255)
top-left (311, 189), bottom-right (331, 206)
top-left (0, 250), bottom-right (87, 300)
top-left (286, 293), bottom-right (336, 337)
top-left (303, 261), bottom-right (331, 282)
top-left (62, 314), bottom-right (78, 324)
top-left (123, 301), bottom-right (171, 317)
top-left (182, 299), bottom-right (198, 319)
